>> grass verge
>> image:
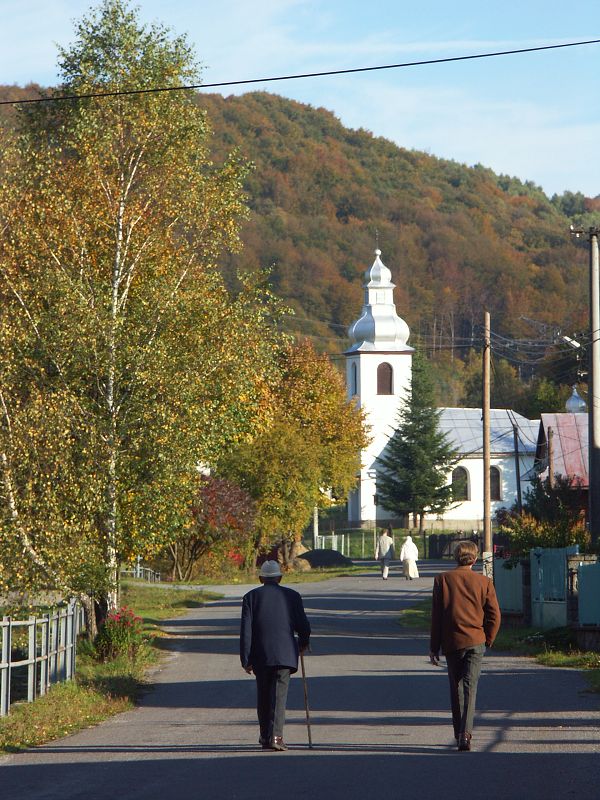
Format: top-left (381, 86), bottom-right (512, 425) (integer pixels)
top-left (280, 565), bottom-right (379, 583)
top-left (164, 564), bottom-right (378, 586)
top-left (399, 598), bottom-right (600, 692)
top-left (0, 584), bottom-right (219, 754)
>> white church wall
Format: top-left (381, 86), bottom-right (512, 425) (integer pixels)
top-left (423, 453), bottom-right (535, 529)
top-left (346, 352), bottom-right (411, 526)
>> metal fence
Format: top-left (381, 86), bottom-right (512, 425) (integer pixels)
top-left (530, 546), bottom-right (579, 630)
top-left (120, 564), bottom-right (161, 582)
top-left (0, 601), bottom-right (84, 717)
top-left (309, 528), bottom-right (486, 560)
top-left (578, 561), bottom-right (600, 625)
top-left (315, 534), bottom-right (349, 556)
top-left (493, 558), bottom-right (523, 613)
top-left (312, 528), bottom-right (414, 559)
top-left (312, 530), bottom-right (422, 560)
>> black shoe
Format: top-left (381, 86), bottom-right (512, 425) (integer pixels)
top-left (270, 736), bottom-right (288, 751)
top-left (259, 736), bottom-right (270, 749)
top-left (458, 734), bottom-right (472, 751)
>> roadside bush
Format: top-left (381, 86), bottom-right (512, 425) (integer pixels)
top-left (94, 606), bottom-right (144, 661)
top-left (498, 512), bottom-right (589, 560)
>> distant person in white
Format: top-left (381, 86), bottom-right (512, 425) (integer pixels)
top-left (400, 535), bottom-right (419, 580)
top-left (375, 526), bottom-right (395, 580)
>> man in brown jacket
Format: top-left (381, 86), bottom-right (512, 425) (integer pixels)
top-left (429, 540), bottom-right (501, 751)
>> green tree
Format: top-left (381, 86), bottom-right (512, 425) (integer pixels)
top-left (220, 340), bottom-right (368, 567)
top-left (377, 351), bottom-right (458, 533)
top-left (0, 0), bottom-right (284, 624)
top-left (221, 420), bottom-right (323, 567)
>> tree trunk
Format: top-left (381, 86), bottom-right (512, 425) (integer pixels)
top-left (81, 594), bottom-right (98, 641)
top-left (167, 542), bottom-right (177, 582)
top-left (95, 594), bottom-right (109, 632)
top-left (104, 195), bottom-right (125, 613)
top-left (278, 535), bottom-right (298, 569)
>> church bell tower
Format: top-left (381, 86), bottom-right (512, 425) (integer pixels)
top-left (345, 249), bottom-right (413, 526)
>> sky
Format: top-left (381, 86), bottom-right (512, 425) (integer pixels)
top-left (1, 0), bottom-right (599, 198)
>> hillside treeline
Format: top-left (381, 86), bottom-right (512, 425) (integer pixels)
top-left (200, 92), bottom-right (597, 347)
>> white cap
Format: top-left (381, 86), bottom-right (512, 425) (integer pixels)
top-left (259, 560), bottom-right (282, 578)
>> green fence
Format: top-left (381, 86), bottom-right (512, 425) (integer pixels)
top-left (578, 561), bottom-right (600, 625)
top-left (530, 546), bottom-right (579, 630)
top-left (305, 529), bottom-right (429, 560)
top-left (493, 559), bottom-right (523, 613)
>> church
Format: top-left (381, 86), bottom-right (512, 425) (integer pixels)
top-left (344, 249), bottom-right (539, 530)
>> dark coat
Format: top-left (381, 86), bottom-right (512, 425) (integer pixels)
top-left (240, 582), bottom-right (311, 673)
top-left (430, 566), bottom-right (501, 656)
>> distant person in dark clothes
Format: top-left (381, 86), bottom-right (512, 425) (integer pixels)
top-left (240, 560), bottom-right (311, 751)
top-left (429, 540), bottom-right (501, 752)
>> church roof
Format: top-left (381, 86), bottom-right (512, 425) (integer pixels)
top-left (438, 407), bottom-right (539, 457)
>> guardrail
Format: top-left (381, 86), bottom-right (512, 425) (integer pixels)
top-left (0, 601), bottom-right (84, 717)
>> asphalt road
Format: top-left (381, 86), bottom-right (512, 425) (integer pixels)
top-left (2, 561), bottom-right (599, 799)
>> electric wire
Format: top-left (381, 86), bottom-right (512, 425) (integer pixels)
top-left (2, 38), bottom-right (599, 106)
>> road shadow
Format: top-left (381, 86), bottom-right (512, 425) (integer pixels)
top-left (3, 752), bottom-right (598, 800)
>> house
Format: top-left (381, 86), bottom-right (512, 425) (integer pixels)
top-left (531, 402), bottom-right (588, 516)
top-left (344, 249), bottom-right (538, 530)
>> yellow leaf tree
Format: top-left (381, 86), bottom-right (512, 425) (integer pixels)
top-left (221, 339), bottom-right (369, 566)
top-left (0, 0), bottom-right (285, 624)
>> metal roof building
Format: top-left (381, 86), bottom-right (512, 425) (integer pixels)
top-left (535, 413), bottom-right (588, 487)
top-left (438, 408), bottom-right (539, 457)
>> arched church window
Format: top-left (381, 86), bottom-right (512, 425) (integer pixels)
top-left (490, 466), bottom-right (501, 501)
top-left (377, 362), bottom-right (393, 395)
top-left (351, 362), bottom-right (358, 396)
top-left (452, 467), bottom-right (469, 501)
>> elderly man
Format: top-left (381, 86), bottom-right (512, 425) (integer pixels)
top-left (429, 540), bottom-right (501, 751)
top-left (240, 560), bottom-right (311, 751)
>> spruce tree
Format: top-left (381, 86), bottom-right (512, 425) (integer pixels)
top-left (377, 350), bottom-right (458, 533)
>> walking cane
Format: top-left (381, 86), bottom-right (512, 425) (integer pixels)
top-left (300, 651), bottom-right (313, 749)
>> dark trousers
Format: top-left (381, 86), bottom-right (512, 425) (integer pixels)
top-left (445, 643), bottom-right (485, 737)
top-left (254, 667), bottom-right (291, 741)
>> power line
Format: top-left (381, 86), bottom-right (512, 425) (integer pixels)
top-left (2, 38), bottom-right (599, 107)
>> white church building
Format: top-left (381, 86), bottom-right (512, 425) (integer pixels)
top-left (344, 250), bottom-right (538, 530)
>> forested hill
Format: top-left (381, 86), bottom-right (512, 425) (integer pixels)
top-left (2, 85), bottom-right (599, 356)
top-left (199, 91), bottom-right (599, 354)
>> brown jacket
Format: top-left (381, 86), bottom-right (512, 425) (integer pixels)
top-left (430, 566), bottom-right (501, 656)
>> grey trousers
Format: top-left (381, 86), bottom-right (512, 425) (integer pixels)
top-left (445, 643), bottom-right (485, 737)
top-left (254, 667), bottom-right (291, 741)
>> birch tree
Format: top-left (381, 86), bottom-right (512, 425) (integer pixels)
top-left (0, 0), bottom-right (283, 619)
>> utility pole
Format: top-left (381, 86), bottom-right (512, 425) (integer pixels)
top-left (512, 424), bottom-right (523, 512)
top-left (548, 427), bottom-right (555, 489)
top-left (570, 226), bottom-right (600, 545)
top-left (483, 311), bottom-right (492, 576)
